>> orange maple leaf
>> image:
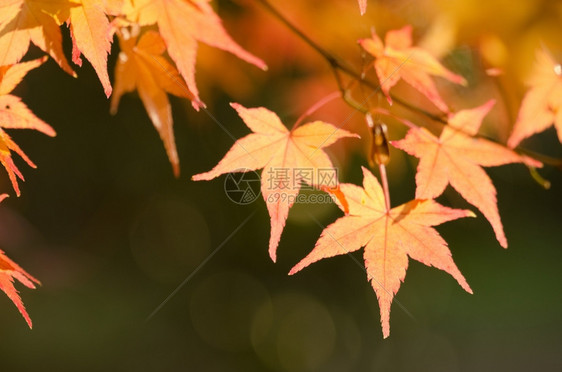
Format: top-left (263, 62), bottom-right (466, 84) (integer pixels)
top-left (192, 103), bottom-right (359, 261)
top-left (508, 48), bottom-right (562, 148)
top-left (111, 29), bottom-right (194, 177)
top-left (0, 254), bottom-right (40, 326)
top-left (0, 194), bottom-right (40, 328)
top-left (0, 0), bottom-right (113, 95)
top-left (392, 100), bottom-right (542, 248)
top-left (0, 0), bottom-right (75, 76)
top-left (359, 25), bottom-right (466, 112)
top-left (125, 0), bottom-right (267, 109)
top-left (290, 167), bottom-right (473, 338)
top-left (0, 57), bottom-right (56, 196)
top-left (66, 0), bottom-right (114, 97)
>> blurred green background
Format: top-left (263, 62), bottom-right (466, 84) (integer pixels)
top-left (1, 1), bottom-right (561, 371)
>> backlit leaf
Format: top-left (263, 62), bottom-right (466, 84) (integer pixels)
top-left (125, 0), bottom-right (267, 109)
top-left (0, 0), bottom-right (75, 76)
top-left (508, 48), bottom-right (562, 148)
top-left (0, 57), bottom-right (55, 196)
top-left (111, 29), bottom-right (194, 177)
top-left (359, 25), bottom-right (466, 112)
top-left (290, 167), bottom-right (473, 338)
top-left (0, 246), bottom-right (40, 328)
top-left (193, 103), bottom-right (358, 261)
top-left (392, 101), bottom-right (542, 248)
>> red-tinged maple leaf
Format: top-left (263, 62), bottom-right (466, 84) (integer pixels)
top-left (508, 48), bottom-right (562, 148)
top-left (358, 25), bottom-right (466, 112)
top-left (0, 230), bottom-right (40, 328)
top-left (125, 0), bottom-right (267, 109)
top-left (110, 29), bottom-right (194, 177)
top-left (65, 0), bottom-right (113, 97)
top-left (358, 0), bottom-right (367, 15)
top-left (192, 103), bottom-right (359, 261)
top-left (392, 100), bottom-right (542, 248)
top-left (0, 0), bottom-right (75, 76)
top-left (0, 57), bottom-right (56, 196)
top-left (290, 167), bottom-right (473, 338)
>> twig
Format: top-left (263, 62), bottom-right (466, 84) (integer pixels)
top-left (253, 0), bottom-right (562, 172)
top-left (254, 0), bottom-right (445, 122)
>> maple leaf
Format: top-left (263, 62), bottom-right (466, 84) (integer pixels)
top-left (125, 0), bottom-right (267, 109)
top-left (358, 25), bottom-right (466, 112)
top-left (66, 0), bottom-right (114, 97)
top-left (0, 57), bottom-right (56, 196)
top-left (358, 0), bottom-right (367, 15)
top-left (508, 48), bottom-right (562, 148)
top-left (192, 103), bottom-right (359, 261)
top-left (110, 29), bottom-right (194, 177)
top-left (290, 167), bottom-right (473, 338)
top-left (0, 216), bottom-right (40, 329)
top-left (392, 100), bottom-right (542, 248)
top-left (0, 56), bottom-right (46, 94)
top-left (0, 0), bottom-right (75, 76)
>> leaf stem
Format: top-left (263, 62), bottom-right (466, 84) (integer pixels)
top-left (369, 108), bottom-right (420, 130)
top-left (331, 67), bottom-right (369, 114)
top-left (292, 90), bottom-right (342, 130)
top-left (527, 166), bottom-right (551, 189)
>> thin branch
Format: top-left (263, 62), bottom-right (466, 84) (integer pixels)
top-left (331, 68), bottom-right (369, 114)
top-left (369, 108), bottom-right (420, 131)
top-left (253, 0), bottom-right (562, 171)
top-left (254, 0), bottom-right (338, 66)
top-left (518, 148), bottom-right (562, 170)
top-left (255, 0), bottom-right (445, 122)
top-left (372, 108), bottom-right (562, 170)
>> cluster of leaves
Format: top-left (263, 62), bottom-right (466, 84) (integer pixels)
top-left (193, 25), bottom-right (559, 338)
top-left (0, 56), bottom-right (54, 328)
top-left (0, 0), bottom-right (266, 328)
top-left (0, 0), bottom-right (560, 337)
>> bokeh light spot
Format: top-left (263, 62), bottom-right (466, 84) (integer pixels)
top-left (130, 197), bottom-right (210, 283)
top-left (190, 270), bottom-right (271, 352)
top-left (251, 292), bottom-right (336, 371)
